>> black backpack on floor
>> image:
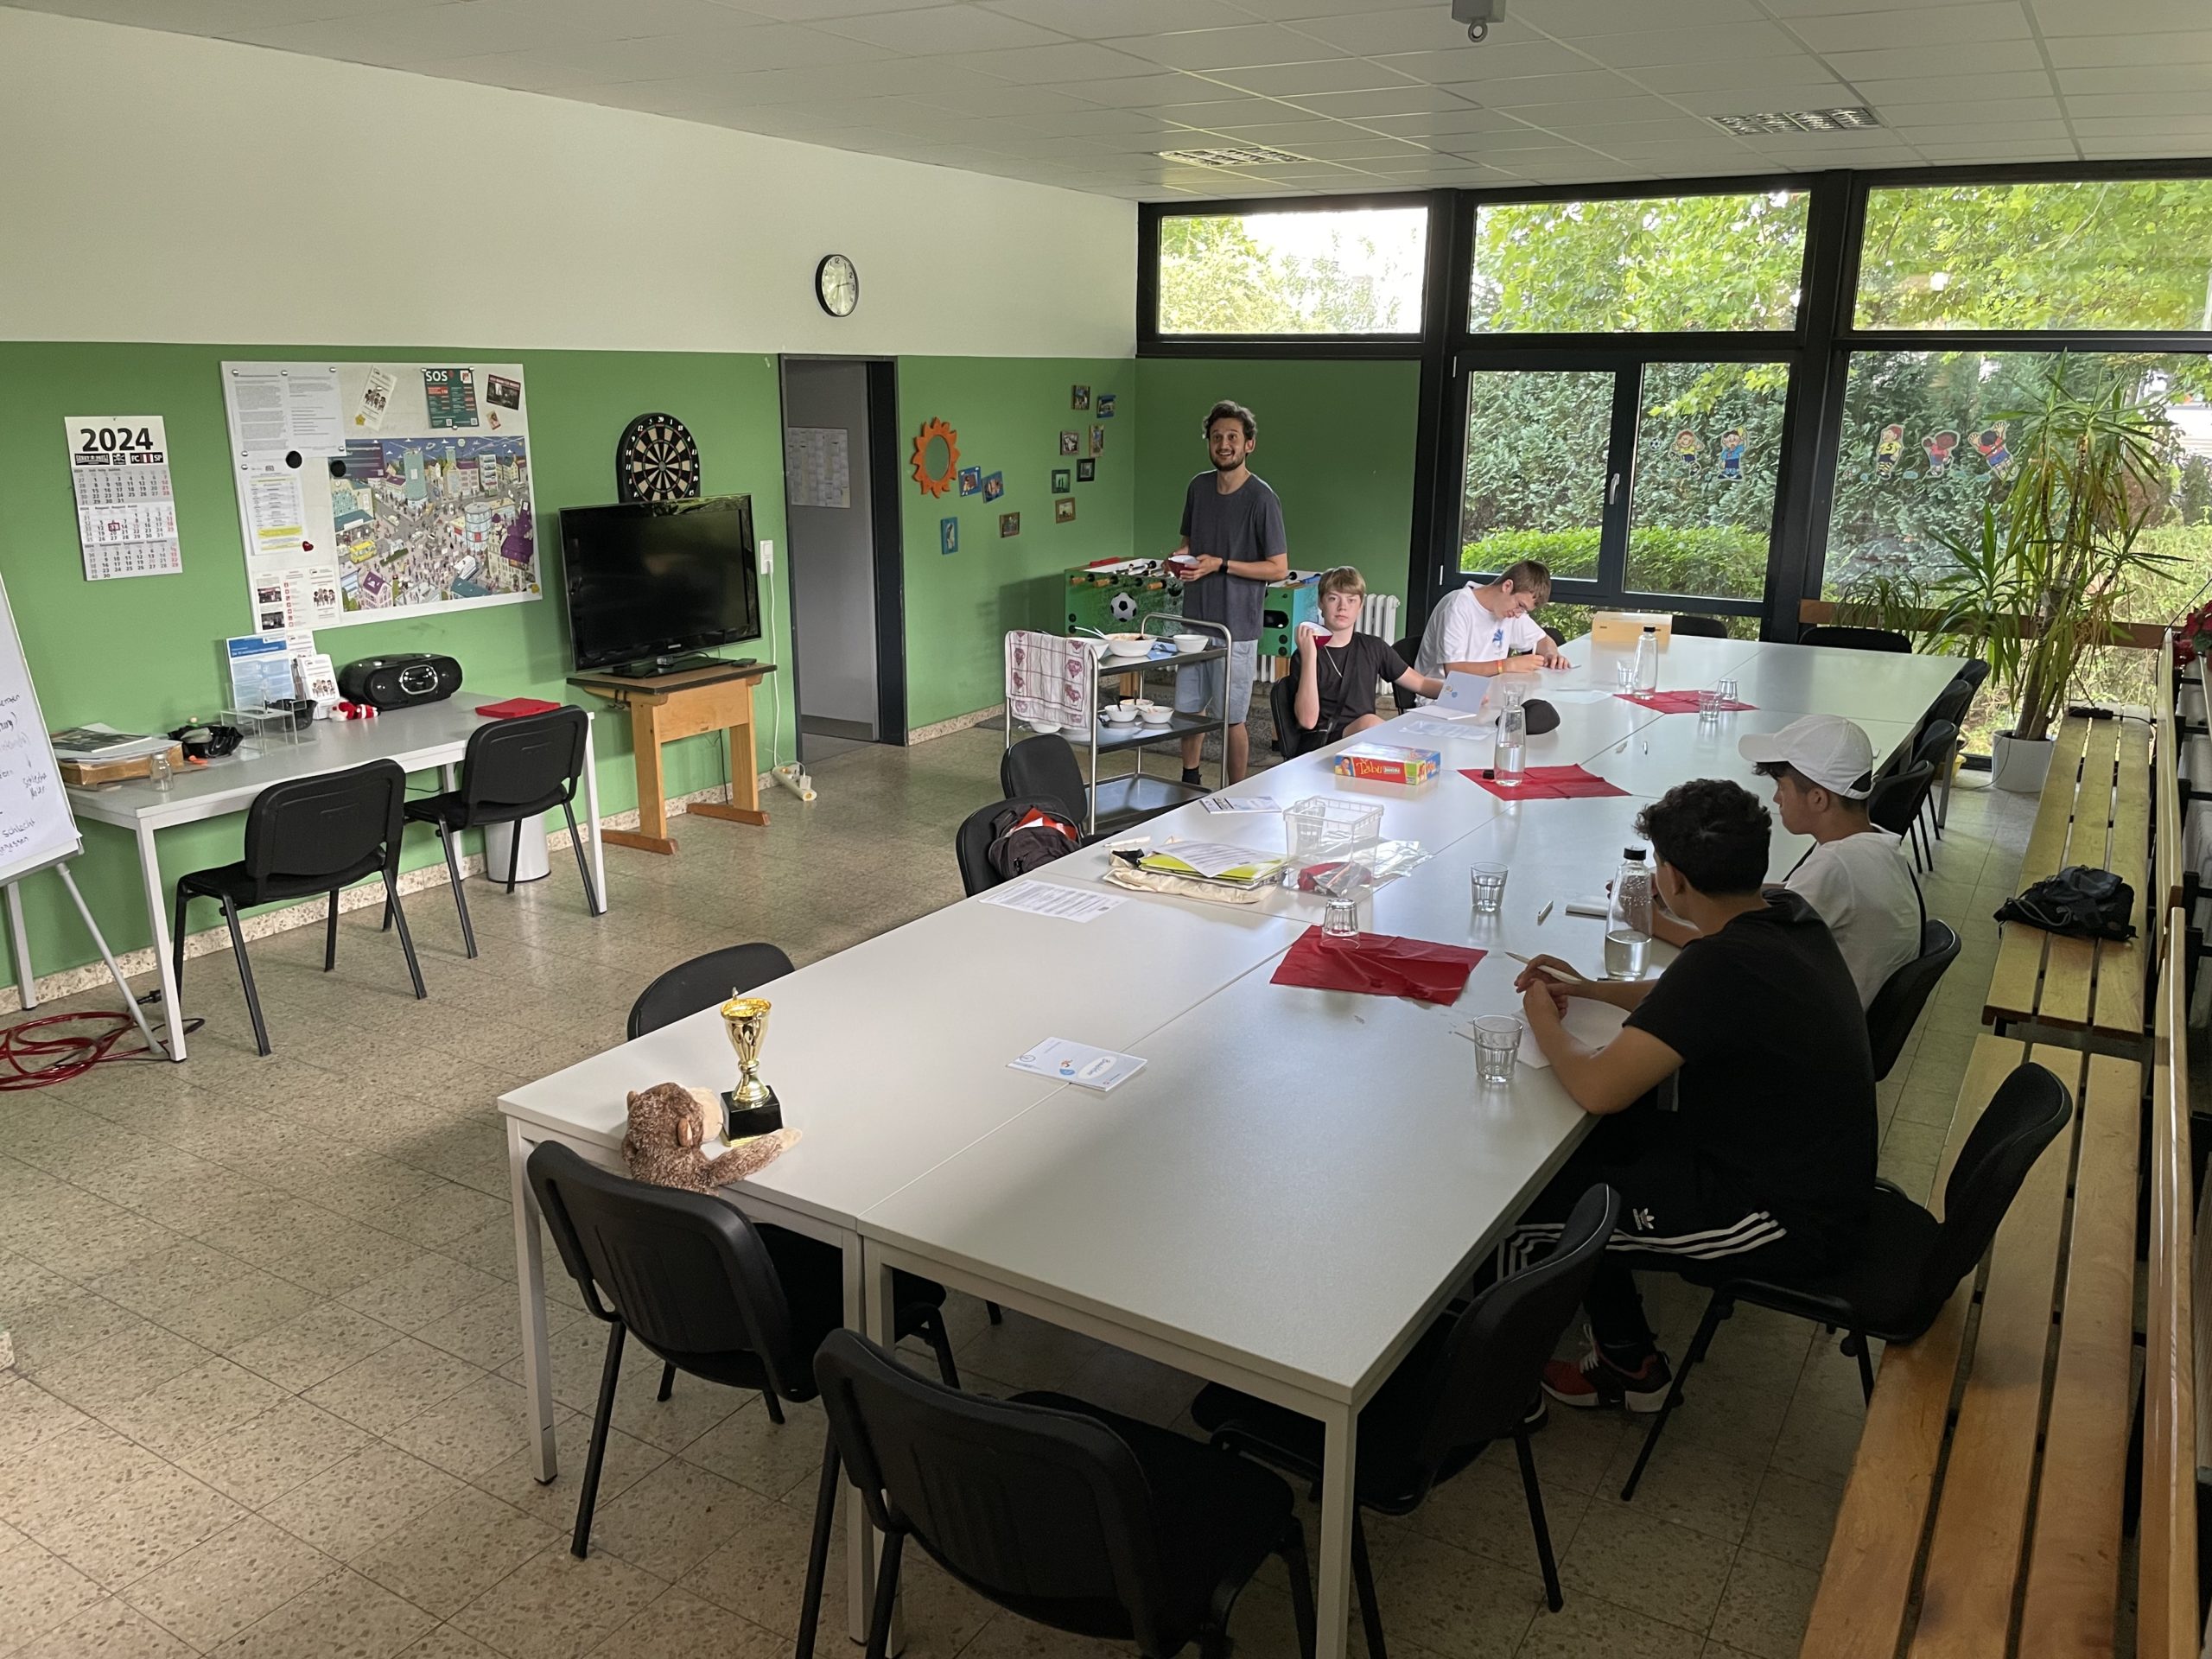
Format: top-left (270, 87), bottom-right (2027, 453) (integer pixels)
top-left (1993, 864), bottom-right (2137, 941)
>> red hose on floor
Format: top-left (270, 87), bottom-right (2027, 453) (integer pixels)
top-left (0, 1010), bottom-right (186, 1090)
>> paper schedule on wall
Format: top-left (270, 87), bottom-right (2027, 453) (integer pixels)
top-left (784, 427), bottom-right (850, 509)
top-left (219, 361), bottom-right (539, 636)
top-left (67, 417), bottom-right (181, 582)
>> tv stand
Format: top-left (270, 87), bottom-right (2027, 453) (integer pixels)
top-left (609, 652), bottom-right (752, 679)
top-left (568, 661), bottom-right (779, 855)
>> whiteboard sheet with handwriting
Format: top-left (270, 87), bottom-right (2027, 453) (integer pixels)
top-left (0, 573), bottom-right (82, 885)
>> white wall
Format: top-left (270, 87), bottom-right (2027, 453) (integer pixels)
top-left (0, 8), bottom-right (1135, 358)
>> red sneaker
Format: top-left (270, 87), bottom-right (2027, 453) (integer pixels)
top-left (1541, 1334), bottom-right (1674, 1414)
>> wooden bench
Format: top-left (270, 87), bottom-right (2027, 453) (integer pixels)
top-left (1801, 1033), bottom-right (2141, 1659)
top-left (1983, 714), bottom-right (2153, 1045)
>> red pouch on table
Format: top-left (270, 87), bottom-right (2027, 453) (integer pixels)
top-left (477, 697), bottom-right (561, 720)
top-left (1271, 927), bottom-right (1484, 1005)
top-left (1461, 765), bottom-right (1629, 802)
top-left (1618, 690), bottom-right (1757, 715)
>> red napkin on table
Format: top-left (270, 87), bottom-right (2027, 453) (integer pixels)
top-left (1616, 690), bottom-right (1757, 715)
top-left (1460, 765), bottom-right (1629, 801)
top-left (1272, 927), bottom-right (1484, 1005)
top-left (477, 697), bottom-right (562, 720)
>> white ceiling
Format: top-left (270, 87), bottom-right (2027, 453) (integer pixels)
top-left (12, 0), bottom-right (2212, 199)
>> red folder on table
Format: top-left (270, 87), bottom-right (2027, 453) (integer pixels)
top-left (477, 697), bottom-right (561, 720)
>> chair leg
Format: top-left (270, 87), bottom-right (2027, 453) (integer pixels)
top-left (917, 1311), bottom-right (961, 1389)
top-left (1278, 1518), bottom-right (1318, 1659)
top-left (761, 1389), bottom-right (785, 1426)
top-left (1513, 1427), bottom-right (1563, 1612)
top-left (380, 869), bottom-right (428, 1001)
top-left (219, 901), bottom-right (271, 1058)
top-left (507, 816), bottom-right (523, 893)
top-left (572, 1319), bottom-right (625, 1559)
top-left (1349, 1515), bottom-right (1387, 1659)
top-left (987, 1302), bottom-right (1004, 1325)
top-left (1847, 1331), bottom-right (1876, 1402)
top-left (324, 891), bottom-right (340, 971)
top-left (170, 890), bottom-right (191, 1004)
top-left (562, 800), bottom-right (601, 918)
top-left (861, 1529), bottom-right (904, 1659)
top-left (657, 1363), bottom-right (675, 1403)
top-left (796, 1432), bottom-right (842, 1659)
top-left (438, 824), bottom-right (477, 959)
top-left (1619, 1293), bottom-right (1732, 1502)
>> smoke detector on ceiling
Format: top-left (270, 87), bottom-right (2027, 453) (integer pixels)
top-left (1712, 107), bottom-right (1880, 136)
top-left (1450, 0), bottom-right (1502, 43)
top-left (1157, 144), bottom-right (1306, 168)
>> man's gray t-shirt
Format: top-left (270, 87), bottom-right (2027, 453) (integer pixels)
top-left (1179, 472), bottom-right (1287, 642)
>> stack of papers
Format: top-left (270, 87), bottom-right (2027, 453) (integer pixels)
top-left (978, 880), bottom-right (1125, 924)
top-left (48, 724), bottom-right (172, 759)
top-left (1009, 1038), bottom-right (1147, 1092)
top-left (1141, 842), bottom-right (1285, 883)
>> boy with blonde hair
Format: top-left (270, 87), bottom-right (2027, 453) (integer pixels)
top-left (1287, 566), bottom-right (1442, 755)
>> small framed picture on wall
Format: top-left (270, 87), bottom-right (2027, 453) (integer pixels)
top-left (1000, 512), bottom-right (1021, 538)
top-left (1052, 468), bottom-right (1071, 493)
top-left (1077, 459), bottom-right (1096, 483)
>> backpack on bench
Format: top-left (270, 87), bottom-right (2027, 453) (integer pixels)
top-left (1993, 864), bottom-right (2137, 942)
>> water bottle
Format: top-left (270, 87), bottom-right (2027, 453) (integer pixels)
top-left (1633, 625), bottom-right (1660, 693)
top-left (1605, 848), bottom-right (1652, 980)
top-left (1495, 684), bottom-right (1526, 780)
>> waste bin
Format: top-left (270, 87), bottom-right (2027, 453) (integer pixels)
top-left (480, 814), bottom-right (550, 884)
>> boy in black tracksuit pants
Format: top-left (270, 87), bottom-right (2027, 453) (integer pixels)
top-left (1509, 779), bottom-right (1877, 1412)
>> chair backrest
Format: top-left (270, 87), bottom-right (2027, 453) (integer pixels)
top-left (1926, 680), bottom-right (1975, 730)
top-left (1868, 762), bottom-right (1933, 836)
top-left (956, 797), bottom-right (1073, 897)
top-left (242, 758), bottom-right (407, 891)
top-left (626, 943), bottom-right (796, 1039)
top-left (1269, 671), bottom-right (1303, 759)
top-left (1670, 614), bottom-right (1728, 639)
top-left (1909, 721), bottom-right (1959, 791)
top-left (1866, 919), bottom-right (1961, 1081)
top-left (1802, 625), bottom-right (1912, 653)
top-left (1001, 734), bottom-right (1087, 823)
top-left (525, 1141), bottom-right (809, 1396)
top-left (1953, 658), bottom-right (1991, 691)
top-left (1390, 634), bottom-right (1422, 711)
top-left (814, 1328), bottom-right (1180, 1653)
top-left (1403, 1185), bottom-right (1622, 1484)
top-left (1913, 1063), bottom-right (2073, 1326)
top-left (462, 707), bottom-right (589, 814)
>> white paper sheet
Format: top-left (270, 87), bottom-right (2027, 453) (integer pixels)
top-left (1147, 840), bottom-right (1275, 878)
top-left (978, 880), bottom-right (1125, 923)
top-left (1009, 1037), bottom-right (1147, 1092)
top-left (1516, 999), bottom-right (1630, 1068)
top-left (1393, 718), bottom-right (1487, 741)
top-left (1199, 795), bottom-right (1281, 814)
top-left (1431, 672), bottom-right (1491, 714)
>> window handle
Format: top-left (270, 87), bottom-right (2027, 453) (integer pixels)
top-left (1608, 472), bottom-right (1623, 505)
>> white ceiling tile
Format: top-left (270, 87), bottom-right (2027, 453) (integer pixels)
top-left (517, 31), bottom-right (770, 81)
top-left (906, 73), bottom-right (1093, 115)
top-left (1064, 73), bottom-right (1230, 106)
top-left (2069, 114), bottom-right (2212, 138)
top-left (1286, 6), bottom-right (1549, 57)
top-left (1143, 97), bottom-right (1293, 125)
top-left (2057, 63), bottom-right (2212, 96)
top-left (1441, 70), bottom-right (1660, 107)
top-left (962, 39), bottom-right (1159, 80)
top-left (1577, 22), bottom-right (1814, 67)
top-left (1274, 136), bottom-right (1435, 159)
top-left (2066, 89), bottom-right (2212, 118)
top-left (1627, 60), bottom-right (1853, 95)
top-left (1669, 84), bottom-right (1872, 115)
top-left (1205, 59), bottom-right (1426, 96)
top-left (2044, 31), bottom-right (2212, 68)
top-left (1529, 0), bottom-right (1765, 35)
top-left (1758, 0), bottom-right (2005, 10)
top-left (1176, 118), bottom-right (1356, 143)
top-left (412, 49), bottom-right (607, 92)
top-left (976, 0), bottom-right (1248, 38)
top-left (1287, 84), bottom-right (1481, 117)
top-left (2028, 0), bottom-right (2207, 34)
top-left (1820, 41), bottom-right (2047, 79)
top-left (1925, 139), bottom-right (2082, 160)
top-left (1882, 118), bottom-right (2075, 143)
top-left (1849, 71), bottom-right (2054, 101)
top-left (1878, 96), bottom-right (2065, 126)
top-left (814, 4), bottom-right (1066, 54)
top-left (1103, 24), bottom-right (1338, 71)
top-left (1785, 3), bottom-right (2032, 53)
top-left (991, 105), bottom-right (1184, 137)
top-left (1358, 105), bottom-right (1541, 137)
top-left (732, 0), bottom-right (948, 15)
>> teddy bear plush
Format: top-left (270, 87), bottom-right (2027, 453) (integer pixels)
top-left (621, 1082), bottom-right (800, 1195)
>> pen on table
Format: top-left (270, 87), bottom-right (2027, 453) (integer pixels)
top-left (1535, 901), bottom-right (1554, 925)
top-left (1504, 950), bottom-right (1585, 983)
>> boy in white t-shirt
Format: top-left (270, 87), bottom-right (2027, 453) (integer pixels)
top-left (1412, 560), bottom-right (1566, 695)
top-left (1647, 715), bottom-right (1922, 1007)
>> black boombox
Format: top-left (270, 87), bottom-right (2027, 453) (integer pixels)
top-left (337, 653), bottom-right (464, 709)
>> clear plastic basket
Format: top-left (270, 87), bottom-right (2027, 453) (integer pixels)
top-left (1283, 796), bottom-right (1384, 876)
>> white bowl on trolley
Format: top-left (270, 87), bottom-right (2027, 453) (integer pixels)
top-left (1173, 633), bottom-right (1209, 654)
top-left (1103, 632), bottom-right (1154, 660)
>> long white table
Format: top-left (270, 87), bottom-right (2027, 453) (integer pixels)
top-left (67, 696), bottom-right (605, 1060)
top-left (496, 633), bottom-right (1957, 1656)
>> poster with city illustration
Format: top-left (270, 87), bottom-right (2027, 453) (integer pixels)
top-left (219, 360), bottom-right (539, 635)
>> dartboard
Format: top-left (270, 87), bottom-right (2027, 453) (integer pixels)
top-left (615, 412), bottom-right (702, 503)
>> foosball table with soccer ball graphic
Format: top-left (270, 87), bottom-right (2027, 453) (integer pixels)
top-left (1063, 559), bottom-right (1319, 659)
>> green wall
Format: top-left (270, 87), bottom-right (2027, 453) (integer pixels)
top-left (0, 340), bottom-right (797, 982)
top-left (898, 357), bottom-right (1137, 728)
top-left (1133, 359), bottom-right (1421, 607)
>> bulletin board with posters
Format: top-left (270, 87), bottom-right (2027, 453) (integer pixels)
top-left (219, 360), bottom-right (539, 636)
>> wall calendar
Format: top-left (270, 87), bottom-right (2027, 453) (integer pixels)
top-left (67, 416), bottom-right (182, 582)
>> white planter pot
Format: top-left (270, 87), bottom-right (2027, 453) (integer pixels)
top-left (1990, 732), bottom-right (2056, 794)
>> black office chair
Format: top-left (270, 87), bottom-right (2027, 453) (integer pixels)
top-left (1001, 734), bottom-right (1088, 823)
top-left (1919, 682), bottom-right (1975, 840)
top-left (526, 1142), bottom-right (963, 1560)
top-left (1389, 634), bottom-right (1423, 712)
top-left (1869, 762), bottom-right (1935, 870)
top-left (1802, 624), bottom-right (1912, 653)
top-left (956, 796), bottom-right (1078, 897)
top-left (1900, 721), bottom-right (1958, 868)
top-left (806, 1328), bottom-right (1318, 1659)
top-left (1270, 671), bottom-right (1312, 760)
top-left (390, 707), bottom-right (600, 958)
top-left (1866, 919), bottom-right (1962, 1082)
top-left (1670, 614), bottom-right (1728, 639)
top-left (1192, 1185), bottom-right (1620, 1654)
top-left (1619, 1062), bottom-right (2072, 1501)
top-left (172, 758), bottom-right (424, 1057)
top-left (627, 943), bottom-right (795, 1039)
top-left (1952, 658), bottom-right (1991, 692)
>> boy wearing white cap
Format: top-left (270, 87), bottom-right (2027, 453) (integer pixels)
top-left (1647, 715), bottom-right (1920, 1007)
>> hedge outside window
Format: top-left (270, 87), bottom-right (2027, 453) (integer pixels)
top-left (1155, 207), bottom-right (1428, 336)
top-left (1468, 190), bottom-right (1808, 334)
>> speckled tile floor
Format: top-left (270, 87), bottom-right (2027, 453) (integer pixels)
top-left (0, 728), bottom-right (2032, 1659)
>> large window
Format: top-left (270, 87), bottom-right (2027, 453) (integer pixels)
top-left (1155, 207), bottom-right (1428, 336)
top-left (1855, 180), bottom-right (2212, 332)
top-left (1469, 190), bottom-right (1808, 334)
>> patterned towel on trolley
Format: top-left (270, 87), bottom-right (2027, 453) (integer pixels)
top-left (1005, 631), bottom-right (1096, 730)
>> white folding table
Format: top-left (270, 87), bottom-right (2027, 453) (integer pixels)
top-left (68, 696), bottom-right (604, 1060)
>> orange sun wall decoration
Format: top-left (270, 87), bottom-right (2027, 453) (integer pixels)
top-left (911, 417), bottom-right (959, 496)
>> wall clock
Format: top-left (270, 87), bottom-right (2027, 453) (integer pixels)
top-left (911, 417), bottom-right (959, 497)
top-left (816, 254), bottom-right (860, 318)
top-left (615, 412), bottom-right (702, 503)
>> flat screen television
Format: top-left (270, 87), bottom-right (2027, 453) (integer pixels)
top-left (560, 494), bottom-right (761, 674)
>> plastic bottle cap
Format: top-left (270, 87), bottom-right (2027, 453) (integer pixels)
top-left (1624, 848), bottom-right (1646, 861)
top-left (1642, 626), bottom-right (1656, 633)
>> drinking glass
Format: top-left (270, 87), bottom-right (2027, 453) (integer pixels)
top-left (1717, 677), bottom-right (1738, 707)
top-left (147, 752), bottom-right (173, 791)
top-left (1470, 864), bottom-right (1508, 913)
top-left (1613, 663), bottom-right (1636, 692)
top-left (1696, 687), bottom-right (1725, 721)
top-left (1322, 895), bottom-right (1359, 939)
top-left (1471, 1014), bottom-right (1522, 1086)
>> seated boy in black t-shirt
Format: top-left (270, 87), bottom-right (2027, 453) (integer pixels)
top-left (1506, 778), bottom-right (1877, 1414)
top-left (1287, 566), bottom-right (1443, 755)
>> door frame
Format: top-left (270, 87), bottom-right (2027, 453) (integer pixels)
top-left (775, 354), bottom-right (908, 753)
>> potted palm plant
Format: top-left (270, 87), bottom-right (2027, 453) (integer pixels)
top-left (1924, 361), bottom-right (2176, 792)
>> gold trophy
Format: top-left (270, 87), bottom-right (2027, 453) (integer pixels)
top-left (719, 995), bottom-right (784, 1138)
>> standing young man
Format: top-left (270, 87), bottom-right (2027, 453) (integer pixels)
top-left (1507, 779), bottom-right (1877, 1413)
top-left (1412, 561), bottom-right (1566, 693)
top-left (1172, 400), bottom-right (1288, 785)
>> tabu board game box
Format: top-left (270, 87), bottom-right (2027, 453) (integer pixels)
top-left (1332, 744), bottom-right (1441, 785)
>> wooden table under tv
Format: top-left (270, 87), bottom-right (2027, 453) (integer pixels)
top-left (569, 660), bottom-right (777, 855)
